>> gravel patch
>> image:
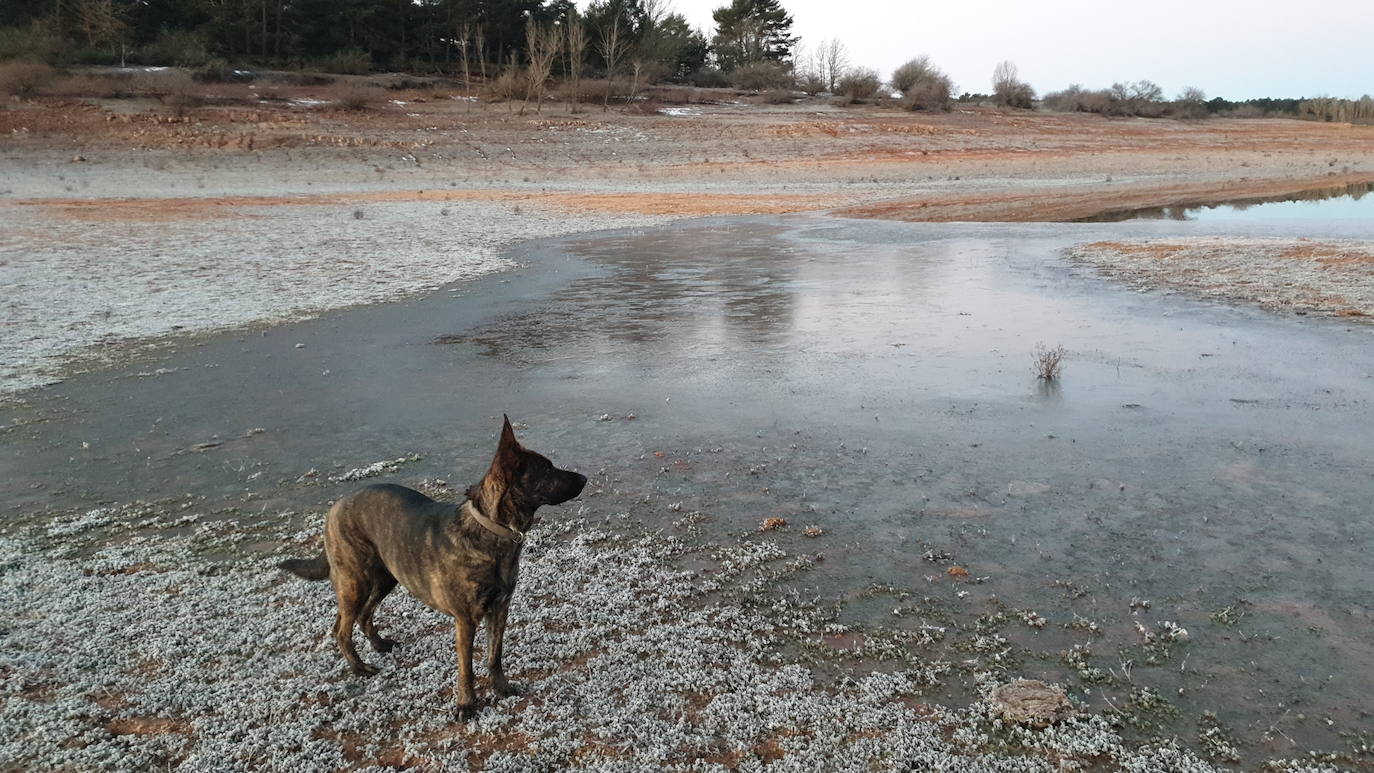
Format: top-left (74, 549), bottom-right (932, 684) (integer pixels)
top-left (1066, 237), bottom-right (1374, 320)
top-left (1, 491), bottom-right (1347, 772)
top-left (0, 200), bottom-right (682, 396)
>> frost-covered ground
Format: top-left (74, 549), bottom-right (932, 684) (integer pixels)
top-left (1067, 238), bottom-right (1374, 320)
top-left (0, 486), bottom-right (1345, 772)
top-left (0, 199), bottom-right (681, 396)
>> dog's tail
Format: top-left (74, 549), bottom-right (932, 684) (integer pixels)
top-left (278, 553), bottom-right (330, 581)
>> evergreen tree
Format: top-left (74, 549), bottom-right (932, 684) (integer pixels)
top-left (650, 13), bottom-right (707, 80)
top-left (710, 0), bottom-right (793, 71)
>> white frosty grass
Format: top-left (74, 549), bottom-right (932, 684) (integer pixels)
top-left (329, 453), bottom-right (423, 483)
top-left (1066, 237), bottom-right (1374, 319)
top-left (3, 500), bottom-right (1341, 772)
top-left (0, 200), bottom-right (682, 396)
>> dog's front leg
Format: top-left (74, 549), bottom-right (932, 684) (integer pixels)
top-left (486, 602), bottom-right (515, 698)
top-left (454, 615), bottom-right (478, 719)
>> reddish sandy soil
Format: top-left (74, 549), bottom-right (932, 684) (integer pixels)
top-left (4, 80), bottom-right (1373, 220)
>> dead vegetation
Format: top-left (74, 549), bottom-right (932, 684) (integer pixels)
top-left (1032, 342), bottom-right (1066, 381)
top-left (329, 81), bottom-right (384, 111)
top-left (0, 60), bottom-right (55, 96)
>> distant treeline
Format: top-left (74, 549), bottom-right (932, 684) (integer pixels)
top-left (1205, 96), bottom-right (1301, 116)
top-left (1297, 96), bottom-right (1374, 124)
top-left (0, 0), bottom-right (802, 86)
top-left (1209, 96), bottom-right (1374, 124)
top-left (2, 0), bottom-right (1370, 124)
top-left (1, 0), bottom-right (617, 73)
top-left (1042, 85), bottom-right (1374, 125)
top-left (1204, 96), bottom-right (1374, 124)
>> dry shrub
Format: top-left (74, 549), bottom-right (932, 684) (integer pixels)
top-left (484, 69), bottom-right (527, 103)
top-left (836, 67), bottom-right (882, 104)
top-left (621, 97), bottom-right (662, 115)
top-left (0, 60), bottom-right (56, 97)
top-left (165, 90), bottom-right (203, 117)
top-left (892, 56), bottom-right (952, 111)
top-left (322, 48), bottom-right (372, 76)
top-left (564, 78), bottom-right (623, 105)
top-left (1042, 85), bottom-right (1112, 114)
top-left (645, 85), bottom-right (698, 105)
top-left (47, 71), bottom-right (131, 98)
top-left (329, 81), bottom-right (384, 110)
top-left (134, 69), bottom-right (197, 99)
top-left (1032, 342), bottom-right (1066, 380)
top-left (760, 89), bottom-right (796, 104)
top-left (688, 67), bottom-right (729, 88)
top-left (901, 78), bottom-right (952, 111)
top-left (368, 74), bottom-right (438, 91)
top-left (732, 61), bottom-right (793, 91)
top-left (143, 29), bottom-right (211, 67)
top-left (1171, 87), bottom-right (1208, 120)
top-left (51, 70), bottom-right (194, 100)
top-left (279, 72), bottom-right (336, 87)
top-left (992, 61), bottom-right (1035, 109)
top-left (192, 59), bottom-right (245, 83)
top-left (797, 70), bottom-right (825, 96)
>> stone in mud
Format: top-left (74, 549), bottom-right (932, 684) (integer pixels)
top-left (988, 679), bottom-right (1072, 728)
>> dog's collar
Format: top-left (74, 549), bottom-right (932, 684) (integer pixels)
top-left (460, 500), bottom-right (524, 544)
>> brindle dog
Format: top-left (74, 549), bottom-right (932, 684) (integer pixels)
top-left (279, 416), bottom-right (586, 717)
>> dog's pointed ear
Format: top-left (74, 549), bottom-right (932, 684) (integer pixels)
top-left (499, 415), bottom-right (520, 453)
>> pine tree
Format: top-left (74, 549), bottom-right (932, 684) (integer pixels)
top-left (710, 0), bottom-right (794, 71)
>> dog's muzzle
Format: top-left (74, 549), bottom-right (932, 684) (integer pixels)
top-left (560, 472), bottom-right (587, 503)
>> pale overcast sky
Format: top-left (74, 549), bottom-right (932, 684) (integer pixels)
top-left (623, 0), bottom-right (1372, 100)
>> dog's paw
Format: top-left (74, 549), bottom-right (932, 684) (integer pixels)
top-left (350, 662), bottom-right (380, 677)
top-left (455, 702), bottom-right (478, 721)
top-left (371, 637), bottom-right (397, 653)
top-left (493, 681), bottom-right (519, 698)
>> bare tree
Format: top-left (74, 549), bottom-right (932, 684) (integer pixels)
top-left (630, 59), bottom-right (644, 101)
top-left (598, 15), bottom-right (623, 111)
top-left (794, 44), bottom-right (824, 95)
top-left (992, 60), bottom-right (1034, 108)
top-left (1110, 80), bottom-right (1164, 116)
top-left (566, 14), bottom-right (587, 113)
top-left (457, 23), bottom-right (472, 113)
top-left (474, 25), bottom-right (486, 80)
top-left (522, 20), bottom-right (559, 114)
top-left (641, 0), bottom-right (670, 29)
top-left (818, 38), bottom-right (848, 93)
top-left (1174, 86), bottom-right (1207, 119)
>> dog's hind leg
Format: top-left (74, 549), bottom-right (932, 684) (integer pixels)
top-left (485, 602), bottom-right (515, 698)
top-left (454, 615), bottom-right (478, 719)
top-left (332, 574), bottom-right (379, 676)
top-left (359, 572), bottom-right (398, 653)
